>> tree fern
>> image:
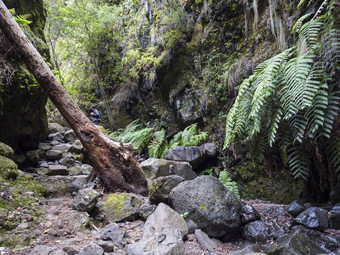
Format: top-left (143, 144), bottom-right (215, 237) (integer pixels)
top-left (224, 0), bottom-right (340, 180)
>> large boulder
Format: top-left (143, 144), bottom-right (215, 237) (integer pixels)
top-left (104, 193), bottom-right (141, 222)
top-left (293, 207), bottom-right (329, 231)
top-left (169, 175), bottom-right (241, 237)
top-left (164, 146), bottom-right (205, 170)
top-left (140, 158), bottom-right (196, 180)
top-left (72, 188), bottom-right (100, 212)
top-left (0, 155), bottom-right (18, 179)
top-left (126, 203), bottom-right (188, 255)
top-left (149, 175), bottom-right (185, 204)
top-left (329, 204), bottom-right (340, 230)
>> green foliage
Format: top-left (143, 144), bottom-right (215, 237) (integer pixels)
top-left (169, 123), bottom-right (207, 148)
top-left (148, 129), bottom-right (168, 159)
top-left (9, 9), bottom-right (32, 26)
top-left (218, 170), bottom-right (240, 200)
top-left (109, 120), bottom-right (153, 154)
top-left (110, 121), bottom-right (208, 157)
top-left (224, 0), bottom-right (340, 180)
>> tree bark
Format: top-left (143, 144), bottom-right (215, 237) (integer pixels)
top-left (0, 1), bottom-right (148, 195)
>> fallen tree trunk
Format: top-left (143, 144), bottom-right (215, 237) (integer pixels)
top-left (0, 1), bottom-right (148, 195)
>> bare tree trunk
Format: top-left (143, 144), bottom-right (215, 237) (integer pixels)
top-left (0, 1), bottom-right (148, 195)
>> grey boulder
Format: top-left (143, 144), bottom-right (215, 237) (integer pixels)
top-left (101, 224), bottom-right (127, 248)
top-left (164, 146), bottom-right (205, 169)
top-left (141, 158), bottom-right (196, 180)
top-left (126, 203), bottom-right (188, 255)
top-left (72, 188), bottom-right (100, 212)
top-left (169, 175), bottom-right (241, 237)
top-left (149, 175), bottom-right (185, 204)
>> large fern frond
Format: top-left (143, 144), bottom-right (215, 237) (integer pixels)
top-left (148, 129), bottom-right (168, 158)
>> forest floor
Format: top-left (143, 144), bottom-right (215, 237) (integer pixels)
top-left (5, 196), bottom-right (339, 255)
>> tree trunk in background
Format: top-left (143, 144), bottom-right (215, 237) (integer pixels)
top-left (0, 1), bottom-right (148, 195)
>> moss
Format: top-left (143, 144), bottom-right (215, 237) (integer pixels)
top-left (0, 143), bottom-right (14, 158)
top-left (104, 193), bottom-right (141, 222)
top-left (187, 22), bottom-right (203, 50)
top-left (234, 162), bottom-right (308, 204)
top-left (0, 156), bottom-right (18, 180)
top-left (0, 233), bottom-right (31, 248)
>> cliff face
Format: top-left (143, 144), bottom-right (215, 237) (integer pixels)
top-left (0, 0), bottom-right (49, 152)
top-left (97, 0), bottom-right (305, 137)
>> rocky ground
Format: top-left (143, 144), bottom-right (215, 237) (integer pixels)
top-left (1, 195), bottom-right (339, 254)
top-left (1, 123), bottom-right (340, 254)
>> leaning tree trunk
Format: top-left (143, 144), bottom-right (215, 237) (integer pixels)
top-left (0, 1), bottom-right (148, 195)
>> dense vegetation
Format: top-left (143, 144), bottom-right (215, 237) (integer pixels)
top-left (41, 0), bottom-right (340, 201)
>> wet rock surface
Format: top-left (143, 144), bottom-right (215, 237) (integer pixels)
top-left (1, 130), bottom-right (339, 255)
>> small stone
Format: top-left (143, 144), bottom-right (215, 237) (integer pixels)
top-left (72, 188), bottom-right (100, 212)
top-left (101, 224), bottom-right (126, 248)
top-left (138, 204), bottom-right (156, 220)
top-left (98, 240), bottom-right (114, 252)
top-left (64, 129), bottom-right (77, 143)
top-left (288, 200), bottom-right (306, 217)
top-left (16, 222), bottom-right (29, 230)
top-left (79, 243), bottom-right (104, 255)
top-left (329, 205), bottom-right (340, 230)
top-left (195, 229), bottom-right (216, 252)
top-left (47, 165), bottom-right (68, 176)
top-left (186, 219), bottom-right (198, 234)
top-left (46, 150), bottom-right (63, 161)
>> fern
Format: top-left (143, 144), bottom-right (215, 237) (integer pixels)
top-left (9, 9), bottom-right (32, 26)
top-left (224, 0), bottom-right (340, 180)
top-left (109, 120), bottom-right (153, 154)
top-left (169, 123), bottom-right (207, 149)
top-left (148, 129), bottom-right (168, 158)
top-left (328, 138), bottom-right (340, 173)
top-left (218, 170), bottom-right (241, 200)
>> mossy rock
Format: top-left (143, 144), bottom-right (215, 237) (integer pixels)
top-left (0, 232), bottom-right (31, 248)
top-left (104, 193), bottom-right (141, 222)
top-left (0, 142), bottom-right (14, 158)
top-left (235, 162), bottom-right (307, 204)
top-left (0, 155), bottom-right (18, 180)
